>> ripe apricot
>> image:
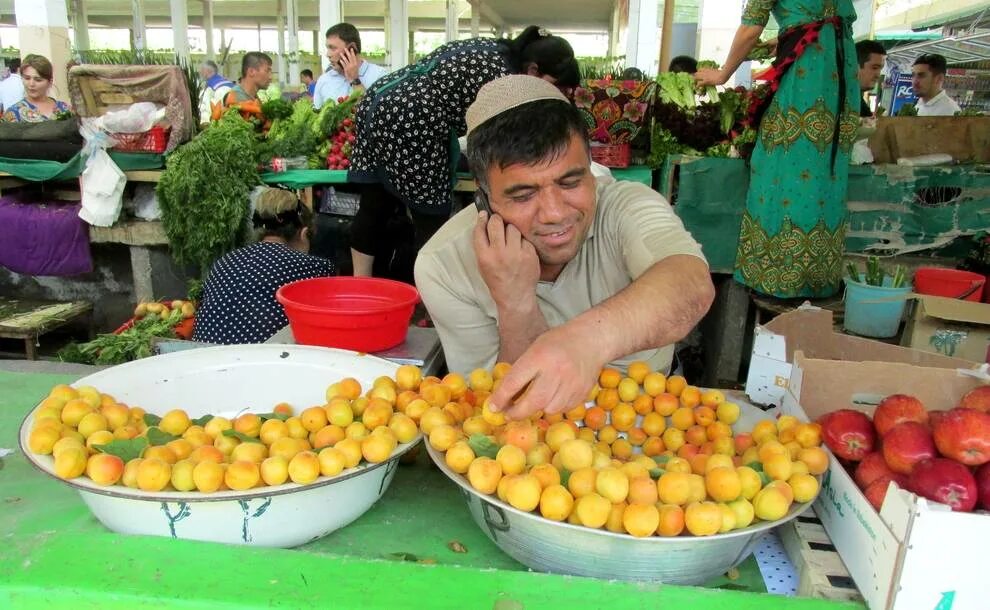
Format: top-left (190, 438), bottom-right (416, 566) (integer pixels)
top-left (192, 460), bottom-right (223, 492)
top-left (623, 503), bottom-right (660, 537)
top-left (574, 492), bottom-right (611, 528)
top-left (506, 474), bottom-right (542, 512)
top-left (656, 504), bottom-right (685, 536)
top-left (467, 457), bottom-right (502, 494)
top-left (705, 467), bottom-right (742, 502)
top-left (539, 485), bottom-right (574, 522)
top-left (170, 459), bottom-right (196, 491)
top-left (262, 455), bottom-right (291, 485)
top-left (316, 448), bottom-right (346, 478)
top-left (136, 458), bottom-right (171, 491)
top-left (85, 452), bottom-right (124, 486)
top-left (684, 501), bottom-right (722, 536)
top-left (567, 467), bottom-right (598, 498)
top-left (287, 451), bottom-right (321, 484)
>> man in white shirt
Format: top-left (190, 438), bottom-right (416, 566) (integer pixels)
top-left (912, 53), bottom-right (961, 117)
top-left (0, 58), bottom-right (24, 113)
top-left (313, 23), bottom-right (387, 109)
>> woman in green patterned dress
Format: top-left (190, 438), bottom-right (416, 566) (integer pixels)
top-left (696, 0), bottom-right (859, 298)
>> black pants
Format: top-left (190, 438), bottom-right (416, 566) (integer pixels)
top-left (350, 183), bottom-right (448, 258)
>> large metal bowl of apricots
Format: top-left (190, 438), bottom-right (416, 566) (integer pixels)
top-left (19, 344), bottom-right (422, 548)
top-left (424, 366), bottom-right (825, 585)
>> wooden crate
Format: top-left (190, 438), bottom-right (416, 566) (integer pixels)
top-left (777, 508), bottom-right (864, 603)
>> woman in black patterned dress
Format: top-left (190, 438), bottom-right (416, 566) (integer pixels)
top-left (346, 26), bottom-right (579, 277)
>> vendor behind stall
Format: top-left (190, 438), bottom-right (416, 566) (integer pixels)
top-left (1, 55), bottom-right (69, 123)
top-left (192, 188), bottom-right (335, 345)
top-left (224, 52), bottom-right (273, 105)
top-left (414, 76), bottom-right (714, 420)
top-left (912, 54), bottom-right (961, 117)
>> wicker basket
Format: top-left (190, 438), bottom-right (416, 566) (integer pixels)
top-left (590, 142), bottom-right (631, 168)
top-left (111, 126), bottom-right (170, 154)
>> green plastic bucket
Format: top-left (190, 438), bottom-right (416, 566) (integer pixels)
top-left (843, 275), bottom-right (913, 338)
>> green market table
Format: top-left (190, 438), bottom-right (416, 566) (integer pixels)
top-left (0, 369), bottom-right (865, 610)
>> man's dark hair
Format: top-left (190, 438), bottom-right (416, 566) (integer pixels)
top-left (300, 69), bottom-right (314, 79)
top-left (669, 55), bottom-right (698, 74)
top-left (7, 57), bottom-right (21, 73)
top-left (241, 52), bottom-right (272, 78)
top-left (326, 22), bottom-right (361, 53)
top-left (856, 40), bottom-right (886, 67)
top-left (914, 53), bottom-right (948, 76)
top-left (467, 99), bottom-right (589, 191)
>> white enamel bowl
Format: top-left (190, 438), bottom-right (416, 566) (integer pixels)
top-left (19, 344), bottom-right (420, 548)
top-left (426, 399), bottom-right (818, 585)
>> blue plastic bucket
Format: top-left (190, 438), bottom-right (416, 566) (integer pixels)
top-left (843, 275), bottom-right (913, 338)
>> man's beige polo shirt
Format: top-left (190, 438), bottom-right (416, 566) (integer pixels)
top-left (414, 177), bottom-right (707, 375)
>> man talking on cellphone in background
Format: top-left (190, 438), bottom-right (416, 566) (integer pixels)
top-left (313, 23), bottom-right (388, 109)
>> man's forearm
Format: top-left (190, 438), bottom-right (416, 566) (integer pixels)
top-left (496, 296), bottom-right (549, 363)
top-left (564, 255), bottom-right (714, 366)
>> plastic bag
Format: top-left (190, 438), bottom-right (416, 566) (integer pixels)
top-left (131, 184), bottom-right (161, 220)
top-left (850, 139), bottom-right (874, 165)
top-left (79, 148), bottom-right (126, 226)
top-left (100, 102), bottom-right (165, 134)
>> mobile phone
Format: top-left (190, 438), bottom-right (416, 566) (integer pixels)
top-left (474, 188), bottom-right (493, 215)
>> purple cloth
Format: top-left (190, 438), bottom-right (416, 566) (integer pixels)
top-left (0, 192), bottom-right (92, 276)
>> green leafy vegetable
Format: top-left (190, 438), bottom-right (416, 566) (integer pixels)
top-left (261, 98), bottom-right (293, 121)
top-left (896, 103), bottom-right (918, 117)
top-left (658, 72), bottom-right (697, 110)
top-left (94, 437), bottom-right (149, 462)
top-left (157, 111), bottom-right (261, 270)
top-left (58, 309), bottom-right (185, 366)
top-left (695, 60), bottom-right (721, 103)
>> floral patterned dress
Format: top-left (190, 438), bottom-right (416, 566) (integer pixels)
top-left (734, 0), bottom-right (859, 298)
top-left (347, 38), bottom-right (512, 216)
top-left (1, 98), bottom-right (70, 123)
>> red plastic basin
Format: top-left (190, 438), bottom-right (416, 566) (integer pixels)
top-left (276, 277), bottom-right (420, 352)
top-left (913, 267), bottom-right (986, 303)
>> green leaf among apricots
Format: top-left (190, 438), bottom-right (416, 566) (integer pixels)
top-left (558, 468), bottom-right (572, 487)
top-left (747, 461), bottom-right (763, 472)
top-left (650, 467), bottom-right (666, 480)
top-left (190, 414), bottom-right (214, 427)
top-left (94, 436), bottom-right (149, 462)
top-left (143, 413), bottom-right (162, 426)
top-left (222, 429), bottom-right (264, 444)
top-left (653, 455), bottom-right (671, 465)
top-left (146, 427), bottom-right (180, 446)
top-left (467, 434), bottom-right (499, 459)
top-left (257, 412), bottom-right (290, 422)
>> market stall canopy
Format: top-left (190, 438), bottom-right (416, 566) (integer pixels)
top-left (883, 4), bottom-right (990, 66)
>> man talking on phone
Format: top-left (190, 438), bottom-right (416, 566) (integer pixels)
top-left (313, 23), bottom-right (388, 109)
top-left (414, 75), bottom-right (715, 420)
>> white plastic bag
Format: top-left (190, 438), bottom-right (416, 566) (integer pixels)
top-left (131, 183), bottom-right (161, 220)
top-left (100, 102), bottom-right (165, 134)
top-left (850, 139), bottom-right (874, 165)
top-left (79, 148), bottom-right (126, 227)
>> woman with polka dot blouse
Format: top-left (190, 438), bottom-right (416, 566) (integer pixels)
top-left (192, 189), bottom-right (335, 344)
top-left (346, 25), bottom-right (580, 278)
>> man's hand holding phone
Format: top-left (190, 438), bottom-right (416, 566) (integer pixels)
top-left (340, 44), bottom-right (360, 82)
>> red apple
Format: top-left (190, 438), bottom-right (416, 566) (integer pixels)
top-left (928, 409), bottom-right (949, 429)
top-left (863, 473), bottom-right (908, 512)
top-left (819, 409), bottom-right (876, 462)
top-left (974, 463), bottom-right (990, 510)
top-left (908, 458), bottom-right (978, 512)
top-left (932, 408), bottom-right (990, 466)
top-left (854, 451), bottom-right (896, 490)
top-left (873, 394), bottom-right (928, 436)
top-left (959, 386), bottom-right (990, 413)
top-left (882, 422), bottom-right (936, 474)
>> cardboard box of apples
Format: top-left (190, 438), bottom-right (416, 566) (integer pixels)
top-left (760, 308), bottom-right (990, 610)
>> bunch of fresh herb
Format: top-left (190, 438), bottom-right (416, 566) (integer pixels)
top-left (157, 111), bottom-right (261, 271)
top-left (58, 309), bottom-right (185, 365)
